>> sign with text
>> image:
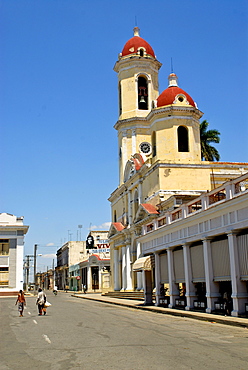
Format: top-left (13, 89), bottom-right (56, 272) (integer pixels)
top-left (90, 248), bottom-right (110, 254)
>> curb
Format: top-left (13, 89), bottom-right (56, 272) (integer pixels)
top-left (72, 294), bottom-right (248, 329)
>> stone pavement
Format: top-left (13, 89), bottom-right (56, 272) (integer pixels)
top-left (72, 292), bottom-right (248, 329)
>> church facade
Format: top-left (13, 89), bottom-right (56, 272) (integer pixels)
top-left (108, 28), bottom-right (248, 316)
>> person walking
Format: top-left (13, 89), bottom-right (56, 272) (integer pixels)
top-left (36, 288), bottom-right (46, 315)
top-left (15, 290), bottom-right (26, 317)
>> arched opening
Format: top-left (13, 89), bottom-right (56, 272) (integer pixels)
top-left (152, 131), bottom-right (156, 157)
top-left (178, 126), bottom-right (189, 152)
top-left (139, 48), bottom-right (144, 57)
top-left (138, 76), bottom-right (148, 110)
top-left (133, 189), bottom-right (139, 217)
top-left (113, 210), bottom-right (117, 223)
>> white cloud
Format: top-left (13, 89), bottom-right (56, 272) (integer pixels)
top-left (46, 243), bottom-right (55, 246)
top-left (40, 254), bottom-right (56, 259)
top-left (89, 222), bottom-right (111, 230)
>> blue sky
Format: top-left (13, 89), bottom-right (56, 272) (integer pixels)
top-left (1, 0), bottom-right (248, 272)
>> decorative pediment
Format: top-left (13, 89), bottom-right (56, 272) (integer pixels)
top-left (123, 153), bottom-right (146, 182)
top-left (108, 222), bottom-right (125, 238)
top-left (133, 203), bottom-right (159, 224)
top-left (124, 159), bottom-right (135, 182)
top-left (89, 254), bottom-right (100, 265)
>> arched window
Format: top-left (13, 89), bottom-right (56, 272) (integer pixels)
top-left (178, 126), bottom-right (189, 152)
top-left (133, 189), bottom-right (139, 216)
top-left (152, 131), bottom-right (156, 157)
top-left (138, 76), bottom-right (148, 110)
top-left (113, 210), bottom-right (117, 223)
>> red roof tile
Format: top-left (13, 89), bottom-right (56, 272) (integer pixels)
top-left (112, 222), bottom-right (125, 231)
top-left (122, 36), bottom-right (155, 58)
top-left (157, 86), bottom-right (196, 108)
top-left (141, 203), bottom-right (159, 214)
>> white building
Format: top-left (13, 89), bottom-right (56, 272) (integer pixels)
top-left (0, 213), bottom-right (29, 295)
top-left (135, 173), bottom-right (248, 316)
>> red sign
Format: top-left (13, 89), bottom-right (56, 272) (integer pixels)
top-left (76, 276), bottom-right (81, 280)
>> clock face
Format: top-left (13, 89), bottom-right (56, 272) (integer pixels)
top-left (139, 142), bottom-right (151, 154)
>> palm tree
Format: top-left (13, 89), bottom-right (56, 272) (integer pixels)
top-left (200, 120), bottom-right (220, 161)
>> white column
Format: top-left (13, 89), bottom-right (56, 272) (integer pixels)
top-left (225, 183), bottom-right (235, 200)
top-left (114, 248), bottom-right (120, 291)
top-left (126, 243), bottom-right (132, 290)
top-left (203, 238), bottom-right (220, 313)
top-left (227, 231), bottom-right (248, 316)
top-left (99, 265), bottom-right (102, 291)
top-left (87, 266), bottom-right (92, 292)
top-left (132, 129), bottom-right (136, 155)
top-left (121, 246), bottom-right (127, 290)
top-left (154, 252), bottom-right (161, 306)
top-left (136, 241), bottom-right (143, 290)
top-left (183, 244), bottom-right (196, 310)
top-left (167, 249), bottom-right (179, 308)
top-left (118, 248), bottom-right (122, 291)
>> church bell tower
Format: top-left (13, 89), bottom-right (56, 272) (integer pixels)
top-left (114, 27), bottom-right (162, 184)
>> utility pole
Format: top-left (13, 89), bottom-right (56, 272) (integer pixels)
top-left (34, 244), bottom-right (38, 288)
top-left (26, 255), bottom-right (30, 288)
top-left (52, 259), bottom-right (55, 289)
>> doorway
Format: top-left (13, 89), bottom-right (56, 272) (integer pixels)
top-left (91, 266), bottom-right (99, 291)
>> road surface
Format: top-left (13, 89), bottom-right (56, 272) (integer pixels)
top-left (0, 291), bottom-right (247, 369)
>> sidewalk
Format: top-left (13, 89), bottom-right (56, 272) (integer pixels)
top-left (72, 292), bottom-right (248, 329)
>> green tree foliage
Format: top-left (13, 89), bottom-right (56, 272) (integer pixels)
top-left (200, 120), bottom-right (220, 161)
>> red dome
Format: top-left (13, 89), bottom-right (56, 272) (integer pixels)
top-left (122, 28), bottom-right (155, 58)
top-left (157, 86), bottom-right (196, 108)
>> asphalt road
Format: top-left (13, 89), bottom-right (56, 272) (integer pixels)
top-left (0, 291), bottom-right (248, 370)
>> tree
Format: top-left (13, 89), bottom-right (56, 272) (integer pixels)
top-left (200, 120), bottom-right (220, 161)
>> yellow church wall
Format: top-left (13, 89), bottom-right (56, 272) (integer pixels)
top-left (158, 166), bottom-right (211, 192)
top-left (111, 192), bottom-right (128, 223)
top-left (120, 76), bottom-right (137, 116)
top-left (150, 116), bottom-right (202, 163)
top-left (141, 168), bottom-right (161, 206)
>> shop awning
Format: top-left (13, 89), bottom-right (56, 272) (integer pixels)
top-left (133, 255), bottom-right (154, 272)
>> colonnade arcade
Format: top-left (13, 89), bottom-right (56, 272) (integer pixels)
top-left (145, 230), bottom-right (248, 316)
